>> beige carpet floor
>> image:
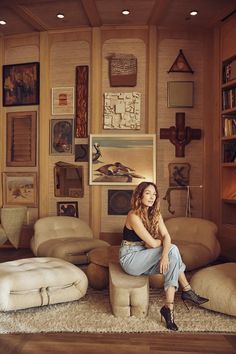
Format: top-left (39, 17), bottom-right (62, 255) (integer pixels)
top-left (0, 288), bottom-right (235, 334)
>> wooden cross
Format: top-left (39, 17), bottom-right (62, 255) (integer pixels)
top-left (160, 112), bottom-right (201, 157)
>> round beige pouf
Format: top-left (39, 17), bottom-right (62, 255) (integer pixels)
top-left (190, 262), bottom-right (236, 316)
top-left (87, 246), bottom-right (120, 289)
top-left (149, 274), bottom-right (164, 288)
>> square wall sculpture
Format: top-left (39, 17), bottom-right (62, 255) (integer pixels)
top-left (103, 92), bottom-right (141, 129)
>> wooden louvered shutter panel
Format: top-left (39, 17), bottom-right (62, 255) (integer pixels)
top-left (6, 111), bottom-right (37, 166)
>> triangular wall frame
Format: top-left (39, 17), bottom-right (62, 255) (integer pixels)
top-left (168, 49), bottom-right (194, 73)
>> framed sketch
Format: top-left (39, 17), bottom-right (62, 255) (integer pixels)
top-left (6, 111), bottom-right (37, 167)
top-left (57, 201), bottom-right (78, 217)
top-left (89, 134), bottom-right (156, 185)
top-left (3, 172), bottom-right (37, 207)
top-left (52, 87), bottom-right (74, 115)
top-left (167, 81), bottom-right (194, 108)
top-left (50, 119), bottom-right (74, 155)
top-left (108, 189), bottom-right (133, 215)
top-left (3, 62), bottom-right (39, 106)
top-left (168, 163), bottom-right (191, 187)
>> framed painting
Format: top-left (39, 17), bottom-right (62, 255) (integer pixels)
top-left (3, 62), bottom-right (39, 106)
top-left (52, 87), bottom-right (74, 115)
top-left (89, 134), bottom-right (156, 185)
top-left (3, 172), bottom-right (37, 207)
top-left (168, 163), bottom-right (191, 187)
top-left (50, 119), bottom-right (74, 155)
top-left (6, 111), bottom-right (37, 167)
top-left (54, 163), bottom-right (84, 198)
top-left (57, 201), bottom-right (78, 217)
top-left (108, 189), bottom-right (133, 215)
top-left (167, 81), bottom-right (194, 108)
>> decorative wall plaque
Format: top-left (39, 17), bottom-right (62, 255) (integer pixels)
top-left (108, 54), bottom-right (137, 87)
top-left (104, 92), bottom-right (141, 129)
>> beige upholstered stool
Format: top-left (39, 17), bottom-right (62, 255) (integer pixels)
top-left (109, 262), bottom-right (149, 318)
top-left (190, 262), bottom-right (236, 316)
top-left (0, 257), bottom-right (88, 311)
top-left (87, 245), bottom-right (165, 290)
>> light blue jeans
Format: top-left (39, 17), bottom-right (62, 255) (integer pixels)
top-left (119, 244), bottom-right (186, 291)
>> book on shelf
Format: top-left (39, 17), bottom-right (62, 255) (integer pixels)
top-left (222, 87), bottom-right (236, 110)
top-left (223, 117), bottom-right (236, 136)
top-left (223, 142), bottom-right (236, 162)
top-left (223, 57), bottom-right (236, 83)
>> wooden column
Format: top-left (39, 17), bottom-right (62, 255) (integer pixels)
top-left (90, 27), bottom-right (102, 238)
top-left (147, 25), bottom-right (157, 133)
top-left (39, 32), bottom-right (50, 217)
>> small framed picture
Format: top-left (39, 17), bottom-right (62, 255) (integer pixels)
top-left (57, 201), bottom-right (78, 217)
top-left (3, 62), bottom-right (40, 106)
top-left (167, 81), bottom-right (194, 108)
top-left (168, 163), bottom-right (191, 187)
top-left (3, 172), bottom-right (37, 207)
top-left (50, 119), bottom-right (74, 155)
top-left (52, 87), bottom-right (74, 115)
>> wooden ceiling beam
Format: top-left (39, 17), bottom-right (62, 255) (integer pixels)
top-left (148, 0), bottom-right (172, 26)
top-left (8, 4), bottom-right (49, 31)
top-left (81, 0), bottom-right (102, 27)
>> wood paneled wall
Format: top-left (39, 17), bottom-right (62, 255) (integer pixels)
top-left (0, 25), bottom-right (217, 244)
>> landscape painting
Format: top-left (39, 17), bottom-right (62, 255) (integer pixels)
top-left (89, 134), bottom-right (156, 185)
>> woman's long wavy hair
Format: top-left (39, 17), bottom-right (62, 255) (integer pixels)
top-left (130, 182), bottom-right (161, 239)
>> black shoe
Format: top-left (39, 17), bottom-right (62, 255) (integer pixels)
top-left (181, 289), bottom-right (209, 310)
top-left (160, 306), bottom-right (178, 331)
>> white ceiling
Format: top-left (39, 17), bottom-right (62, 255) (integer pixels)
top-left (0, 0), bottom-right (236, 36)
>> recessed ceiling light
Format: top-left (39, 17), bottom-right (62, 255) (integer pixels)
top-left (0, 20), bottom-right (7, 25)
top-left (122, 9), bottom-right (130, 16)
top-left (57, 13), bottom-right (65, 19)
top-left (190, 10), bottom-right (198, 16)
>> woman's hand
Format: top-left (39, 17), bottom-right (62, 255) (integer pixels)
top-left (160, 254), bottom-right (169, 274)
top-left (145, 239), bottom-right (162, 249)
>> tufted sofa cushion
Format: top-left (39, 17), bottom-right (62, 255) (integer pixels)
top-left (30, 216), bottom-right (109, 265)
top-left (37, 237), bottom-right (109, 264)
top-left (0, 257), bottom-right (88, 311)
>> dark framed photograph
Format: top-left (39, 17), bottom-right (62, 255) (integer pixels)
top-left (3, 62), bottom-right (40, 106)
top-left (57, 201), bottom-right (78, 217)
top-left (50, 119), bottom-right (74, 155)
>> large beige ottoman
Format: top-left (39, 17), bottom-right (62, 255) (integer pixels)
top-left (0, 257), bottom-right (88, 311)
top-left (190, 262), bottom-right (236, 316)
top-left (109, 262), bottom-right (149, 318)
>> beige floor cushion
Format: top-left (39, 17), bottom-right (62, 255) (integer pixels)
top-left (0, 257), bottom-right (88, 311)
top-left (190, 262), bottom-right (236, 316)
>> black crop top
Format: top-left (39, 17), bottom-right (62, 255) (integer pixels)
top-left (123, 225), bottom-right (143, 242)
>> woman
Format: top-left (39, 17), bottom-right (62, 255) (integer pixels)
top-left (119, 181), bottom-right (208, 331)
